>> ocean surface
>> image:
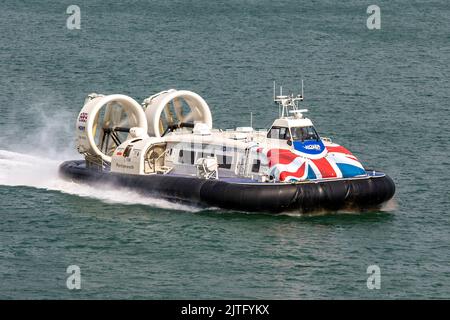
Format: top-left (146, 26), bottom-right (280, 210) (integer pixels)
top-left (0, 0), bottom-right (449, 299)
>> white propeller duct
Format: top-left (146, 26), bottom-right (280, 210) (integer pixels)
top-left (76, 94), bottom-right (148, 163)
top-left (143, 89), bottom-right (212, 137)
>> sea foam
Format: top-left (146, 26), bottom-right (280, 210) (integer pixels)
top-left (0, 149), bottom-right (199, 212)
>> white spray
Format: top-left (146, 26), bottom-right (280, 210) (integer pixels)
top-left (0, 86), bottom-right (203, 212)
top-left (0, 150), bottom-right (199, 212)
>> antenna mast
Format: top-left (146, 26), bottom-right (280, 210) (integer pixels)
top-left (273, 81), bottom-right (276, 101)
top-left (301, 79), bottom-right (304, 99)
top-left (273, 80), bottom-right (307, 118)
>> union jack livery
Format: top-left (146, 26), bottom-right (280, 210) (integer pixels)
top-left (258, 141), bottom-right (366, 182)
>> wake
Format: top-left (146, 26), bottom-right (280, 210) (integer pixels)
top-left (0, 149), bottom-right (199, 212)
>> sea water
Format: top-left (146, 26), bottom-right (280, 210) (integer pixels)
top-left (0, 0), bottom-right (449, 298)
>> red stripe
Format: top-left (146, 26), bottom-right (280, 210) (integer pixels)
top-left (279, 162), bottom-right (306, 181)
top-left (267, 149), bottom-right (298, 167)
top-left (311, 157), bottom-right (337, 178)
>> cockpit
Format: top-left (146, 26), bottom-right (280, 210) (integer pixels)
top-left (290, 126), bottom-right (320, 141)
top-left (267, 126), bottom-right (320, 142)
top-left (267, 126), bottom-right (290, 140)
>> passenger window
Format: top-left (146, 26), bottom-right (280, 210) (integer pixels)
top-left (267, 127), bottom-right (280, 139)
top-left (218, 146), bottom-right (232, 169)
top-left (190, 143), bottom-right (195, 165)
top-left (179, 149), bottom-right (193, 164)
top-left (218, 156), bottom-right (232, 169)
top-left (252, 159), bottom-right (261, 173)
top-left (179, 149), bottom-right (184, 163)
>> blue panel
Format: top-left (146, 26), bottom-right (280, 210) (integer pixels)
top-left (336, 163), bottom-right (366, 177)
top-left (293, 140), bottom-right (325, 155)
top-left (307, 165), bottom-right (317, 180)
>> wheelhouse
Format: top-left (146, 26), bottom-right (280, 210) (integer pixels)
top-left (267, 125), bottom-right (320, 141)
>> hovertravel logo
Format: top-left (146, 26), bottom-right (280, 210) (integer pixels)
top-left (304, 144), bottom-right (321, 151)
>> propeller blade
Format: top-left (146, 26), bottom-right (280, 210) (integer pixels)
top-left (103, 102), bottom-right (114, 127)
top-left (173, 98), bottom-right (183, 120)
top-left (127, 112), bottom-right (137, 127)
top-left (159, 119), bottom-right (165, 135)
top-left (182, 111), bottom-right (195, 123)
top-left (110, 103), bottom-right (124, 126)
top-left (116, 113), bottom-right (130, 128)
top-left (163, 103), bottom-right (174, 125)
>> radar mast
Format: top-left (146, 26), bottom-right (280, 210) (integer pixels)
top-left (273, 80), bottom-right (308, 119)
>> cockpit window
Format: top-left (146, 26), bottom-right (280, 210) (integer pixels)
top-left (291, 126), bottom-right (320, 141)
top-left (267, 126), bottom-right (290, 140)
top-left (267, 127), bottom-right (279, 139)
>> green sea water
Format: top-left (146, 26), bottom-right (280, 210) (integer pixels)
top-left (0, 0), bottom-right (449, 299)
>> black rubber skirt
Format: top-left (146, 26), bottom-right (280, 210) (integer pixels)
top-left (59, 160), bottom-right (395, 213)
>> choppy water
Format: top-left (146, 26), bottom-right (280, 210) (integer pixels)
top-left (0, 0), bottom-right (449, 299)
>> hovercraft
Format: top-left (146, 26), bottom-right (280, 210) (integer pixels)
top-left (59, 86), bottom-right (395, 213)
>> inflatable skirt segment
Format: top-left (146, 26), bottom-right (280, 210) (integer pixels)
top-left (59, 160), bottom-right (395, 213)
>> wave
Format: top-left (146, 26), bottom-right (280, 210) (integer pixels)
top-left (0, 149), bottom-right (200, 212)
